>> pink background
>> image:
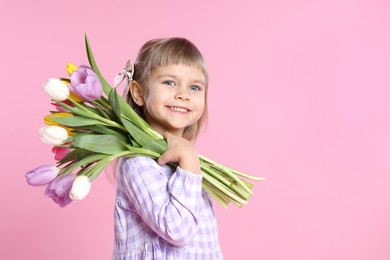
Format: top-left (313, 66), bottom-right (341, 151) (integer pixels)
top-left (1, 0), bottom-right (390, 259)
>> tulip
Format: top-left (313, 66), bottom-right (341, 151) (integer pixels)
top-left (66, 63), bottom-right (78, 76)
top-left (44, 112), bottom-right (73, 125)
top-left (43, 78), bottom-right (70, 101)
top-left (25, 165), bottom-right (59, 186)
top-left (44, 113), bottom-right (75, 136)
top-left (69, 175), bottom-right (91, 200)
top-left (39, 125), bottom-right (69, 145)
top-left (52, 146), bottom-right (72, 161)
top-left (70, 65), bottom-right (103, 102)
top-left (45, 174), bottom-right (75, 207)
top-left (69, 90), bottom-right (84, 102)
top-left (52, 99), bottom-right (74, 112)
top-left (61, 79), bottom-right (84, 102)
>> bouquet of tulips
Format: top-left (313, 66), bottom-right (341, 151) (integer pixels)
top-left (25, 36), bottom-right (264, 208)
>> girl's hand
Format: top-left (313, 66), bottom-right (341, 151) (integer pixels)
top-left (157, 132), bottom-right (201, 174)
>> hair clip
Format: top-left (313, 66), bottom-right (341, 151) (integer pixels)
top-left (114, 59), bottom-right (134, 89)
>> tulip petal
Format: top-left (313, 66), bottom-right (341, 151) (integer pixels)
top-left (71, 71), bottom-right (86, 86)
top-left (39, 126), bottom-right (69, 145)
top-left (52, 146), bottom-right (72, 161)
top-left (66, 63), bottom-right (78, 76)
top-left (70, 175), bottom-right (91, 200)
top-left (45, 174), bottom-right (75, 207)
top-left (69, 65), bottom-right (102, 102)
top-left (43, 78), bottom-right (70, 101)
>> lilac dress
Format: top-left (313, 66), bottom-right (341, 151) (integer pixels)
top-left (113, 157), bottom-right (224, 260)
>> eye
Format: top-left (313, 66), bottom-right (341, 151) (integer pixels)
top-left (163, 80), bottom-right (175, 86)
top-left (190, 85), bottom-right (201, 91)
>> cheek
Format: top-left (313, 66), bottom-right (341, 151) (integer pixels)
top-left (195, 101), bottom-right (206, 120)
top-left (143, 90), bottom-right (157, 104)
top-left (197, 96), bottom-right (206, 110)
top-left (144, 93), bottom-right (166, 112)
top-left (200, 101), bottom-right (205, 112)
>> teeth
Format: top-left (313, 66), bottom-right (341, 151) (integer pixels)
top-left (169, 107), bottom-right (188, 112)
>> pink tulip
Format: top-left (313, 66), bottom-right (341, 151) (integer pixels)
top-left (52, 146), bottom-right (72, 161)
top-left (51, 100), bottom-right (73, 112)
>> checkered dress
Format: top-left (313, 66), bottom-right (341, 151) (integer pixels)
top-left (113, 157), bottom-right (224, 260)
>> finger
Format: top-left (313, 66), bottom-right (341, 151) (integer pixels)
top-left (157, 152), bottom-right (169, 166)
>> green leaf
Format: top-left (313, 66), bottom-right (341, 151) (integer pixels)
top-left (121, 117), bottom-right (155, 146)
top-left (142, 139), bottom-right (167, 155)
top-left (51, 116), bottom-right (110, 127)
top-left (108, 88), bottom-right (122, 119)
top-left (90, 99), bottom-right (117, 120)
top-left (75, 101), bottom-right (101, 114)
top-left (128, 137), bottom-right (141, 148)
top-left (75, 148), bottom-right (94, 161)
top-left (88, 162), bottom-right (108, 181)
top-left (85, 34), bottom-right (112, 97)
top-left (122, 146), bottom-right (161, 158)
top-left (61, 153), bottom-right (107, 175)
top-left (73, 125), bottom-right (129, 142)
top-left (120, 104), bottom-right (150, 132)
top-left (55, 101), bottom-right (91, 118)
top-left (121, 117), bottom-right (166, 154)
top-left (73, 134), bottom-right (129, 154)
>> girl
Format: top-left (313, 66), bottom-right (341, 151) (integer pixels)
top-left (113, 38), bottom-right (224, 259)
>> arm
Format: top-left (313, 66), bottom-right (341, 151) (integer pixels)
top-left (119, 156), bottom-right (203, 246)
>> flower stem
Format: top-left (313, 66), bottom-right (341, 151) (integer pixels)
top-left (199, 154), bottom-right (265, 181)
top-left (68, 98), bottom-right (127, 131)
top-left (202, 173), bottom-right (247, 205)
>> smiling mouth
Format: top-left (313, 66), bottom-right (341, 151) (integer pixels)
top-left (167, 106), bottom-right (190, 113)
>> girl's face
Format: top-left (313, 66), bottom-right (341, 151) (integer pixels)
top-left (139, 64), bottom-right (206, 137)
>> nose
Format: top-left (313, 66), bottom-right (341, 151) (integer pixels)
top-left (174, 87), bottom-right (190, 101)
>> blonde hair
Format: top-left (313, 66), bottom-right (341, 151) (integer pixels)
top-left (124, 37), bottom-right (208, 141)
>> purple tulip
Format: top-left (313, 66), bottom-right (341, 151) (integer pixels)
top-left (25, 165), bottom-right (59, 186)
top-left (45, 174), bottom-right (75, 207)
top-left (70, 65), bottom-right (103, 102)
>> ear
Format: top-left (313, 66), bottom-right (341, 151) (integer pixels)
top-left (129, 81), bottom-right (144, 106)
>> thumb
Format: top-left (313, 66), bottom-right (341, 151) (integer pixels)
top-left (157, 132), bottom-right (173, 166)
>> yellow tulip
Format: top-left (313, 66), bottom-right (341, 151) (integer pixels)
top-left (61, 78), bottom-right (70, 84)
top-left (66, 63), bottom-right (78, 76)
top-left (69, 91), bottom-right (84, 102)
top-left (60, 79), bottom-right (84, 102)
top-left (44, 113), bottom-right (75, 136)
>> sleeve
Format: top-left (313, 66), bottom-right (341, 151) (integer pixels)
top-left (118, 156), bottom-right (203, 246)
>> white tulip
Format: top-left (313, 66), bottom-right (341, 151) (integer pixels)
top-left (43, 78), bottom-right (70, 101)
top-left (70, 175), bottom-right (91, 200)
top-left (39, 126), bottom-right (69, 145)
